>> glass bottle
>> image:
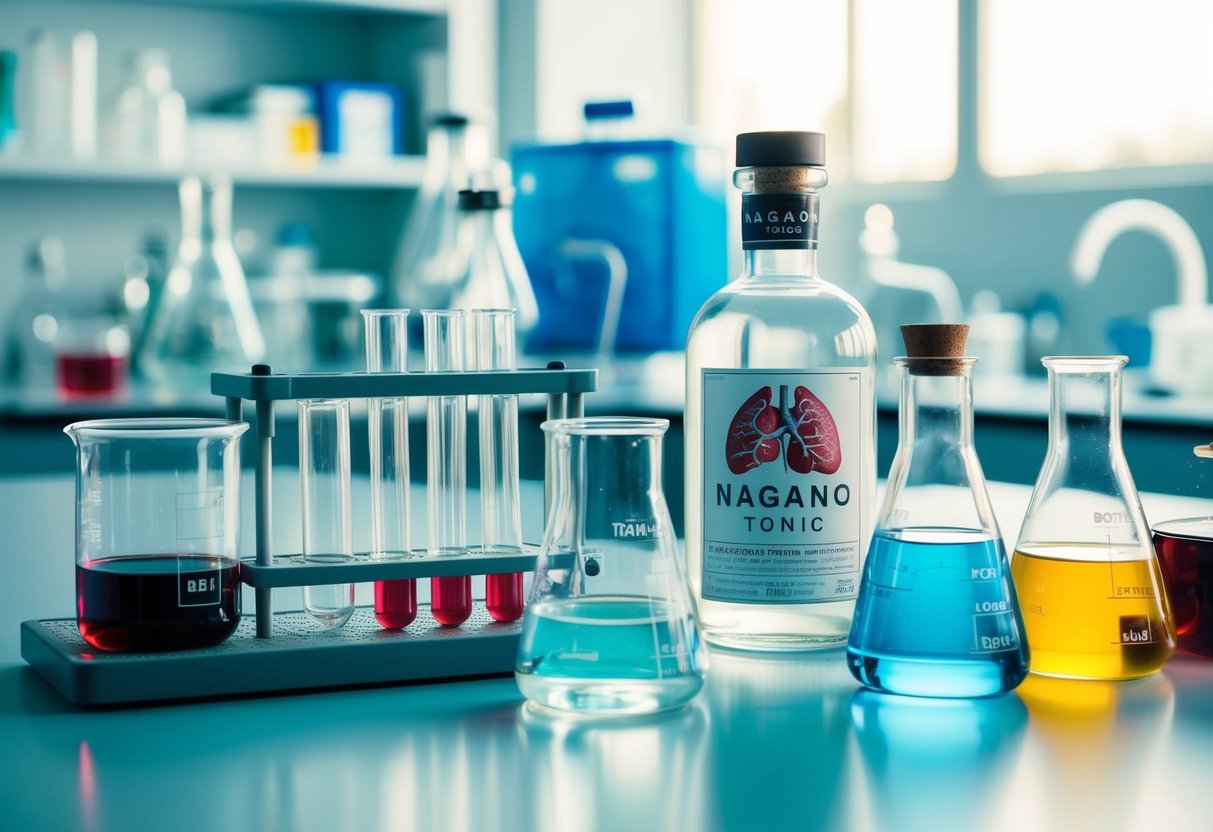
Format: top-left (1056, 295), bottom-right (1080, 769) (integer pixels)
top-left (684, 131), bottom-right (877, 650)
top-left (848, 324), bottom-right (1028, 697)
top-left (3, 236), bottom-right (67, 388)
top-left (449, 190), bottom-right (540, 345)
top-left (104, 49), bottom-right (186, 165)
top-left (1011, 356), bottom-right (1175, 679)
top-left (393, 114), bottom-right (489, 313)
top-left (135, 175), bottom-right (266, 385)
top-left (516, 417), bottom-right (705, 716)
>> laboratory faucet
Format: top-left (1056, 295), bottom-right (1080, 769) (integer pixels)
top-left (1070, 198), bottom-right (1208, 308)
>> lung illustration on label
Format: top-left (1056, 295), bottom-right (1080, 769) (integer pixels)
top-left (725, 384), bottom-right (841, 476)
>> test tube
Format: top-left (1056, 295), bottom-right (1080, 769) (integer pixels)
top-left (423, 309), bottom-right (472, 626)
top-left (362, 309), bottom-right (417, 630)
top-left (474, 309), bottom-right (526, 622)
top-left (299, 398), bottom-right (355, 629)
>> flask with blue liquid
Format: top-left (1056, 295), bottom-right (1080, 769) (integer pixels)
top-left (847, 324), bottom-right (1029, 697)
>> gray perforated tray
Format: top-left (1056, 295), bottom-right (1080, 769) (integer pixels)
top-left (21, 607), bottom-right (521, 706)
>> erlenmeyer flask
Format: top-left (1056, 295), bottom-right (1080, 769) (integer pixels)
top-left (1011, 356), bottom-right (1175, 679)
top-left (136, 174), bottom-right (265, 384)
top-left (848, 325), bottom-right (1028, 698)
top-left (393, 114), bottom-right (489, 313)
top-left (516, 417), bottom-right (706, 716)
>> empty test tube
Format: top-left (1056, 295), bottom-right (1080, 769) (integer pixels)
top-left (299, 398), bottom-right (355, 629)
top-left (423, 309), bottom-right (472, 626)
top-left (363, 309), bottom-right (417, 630)
top-left (474, 309), bottom-right (526, 622)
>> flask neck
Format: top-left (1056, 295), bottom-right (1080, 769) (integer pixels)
top-left (1045, 359), bottom-right (1125, 450)
top-left (880, 358), bottom-right (999, 535)
top-left (179, 178), bottom-right (233, 243)
top-left (745, 248), bottom-right (819, 278)
top-left (898, 364), bottom-right (976, 454)
top-left (736, 164), bottom-right (825, 278)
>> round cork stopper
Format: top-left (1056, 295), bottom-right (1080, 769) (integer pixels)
top-left (900, 323), bottom-right (970, 375)
top-left (753, 167), bottom-right (817, 193)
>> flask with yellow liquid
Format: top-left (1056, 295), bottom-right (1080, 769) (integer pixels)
top-left (1011, 356), bottom-right (1175, 679)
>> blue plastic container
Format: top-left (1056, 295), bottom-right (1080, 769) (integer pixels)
top-left (511, 137), bottom-right (728, 353)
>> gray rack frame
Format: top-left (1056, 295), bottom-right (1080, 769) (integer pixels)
top-left (217, 362), bottom-right (597, 638)
top-left (19, 361), bottom-right (597, 706)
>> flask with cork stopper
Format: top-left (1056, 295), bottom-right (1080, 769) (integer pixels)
top-left (847, 323), bottom-right (1030, 697)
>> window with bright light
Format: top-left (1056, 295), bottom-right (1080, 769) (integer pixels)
top-left (981, 0), bottom-right (1213, 177)
top-left (852, 0), bottom-right (957, 182)
top-left (695, 0), bottom-right (850, 172)
top-left (695, 0), bottom-right (956, 183)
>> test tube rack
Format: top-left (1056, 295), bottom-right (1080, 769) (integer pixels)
top-left (20, 362), bottom-right (597, 706)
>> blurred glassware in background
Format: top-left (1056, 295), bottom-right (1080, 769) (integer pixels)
top-left (135, 175), bottom-right (265, 385)
top-left (854, 203), bottom-right (963, 394)
top-left (102, 48), bottom-right (186, 166)
top-left (966, 290), bottom-right (1025, 378)
top-left (248, 223), bottom-right (315, 371)
top-left (2, 236), bottom-right (67, 389)
top-left (0, 50), bottom-right (17, 152)
top-left (393, 113), bottom-right (489, 313)
top-left (23, 28), bottom-right (96, 158)
top-left (448, 190), bottom-right (539, 346)
top-left (54, 315), bottom-right (129, 398)
top-left (124, 229), bottom-right (169, 363)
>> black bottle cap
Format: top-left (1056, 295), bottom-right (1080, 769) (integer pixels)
top-left (736, 131), bottom-right (826, 167)
top-left (431, 113), bottom-right (470, 128)
top-left (458, 189), bottom-right (501, 210)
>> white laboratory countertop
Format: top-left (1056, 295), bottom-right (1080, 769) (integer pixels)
top-left (2, 473), bottom-right (1213, 832)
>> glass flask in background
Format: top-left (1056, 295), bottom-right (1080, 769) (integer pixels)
top-left (516, 417), bottom-right (705, 717)
top-left (423, 309), bottom-right (472, 626)
top-left (136, 175), bottom-right (266, 385)
top-left (1011, 356), bottom-right (1175, 679)
top-left (473, 309), bottom-right (526, 622)
top-left (449, 191), bottom-right (539, 346)
top-left (362, 308), bottom-right (417, 630)
top-left (299, 398), bottom-right (356, 629)
top-left (3, 236), bottom-right (67, 388)
top-left (393, 114), bottom-right (489, 313)
top-left (103, 48), bottom-right (186, 165)
top-left (848, 324), bottom-right (1028, 698)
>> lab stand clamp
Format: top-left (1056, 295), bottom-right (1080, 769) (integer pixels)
top-left (20, 362), bottom-right (597, 706)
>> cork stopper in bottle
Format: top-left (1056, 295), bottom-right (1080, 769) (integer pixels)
top-left (900, 323), bottom-right (971, 376)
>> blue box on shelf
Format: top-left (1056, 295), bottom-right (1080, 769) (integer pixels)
top-left (313, 80), bottom-right (403, 158)
top-left (511, 135), bottom-right (729, 353)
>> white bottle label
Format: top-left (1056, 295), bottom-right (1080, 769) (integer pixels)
top-left (701, 369), bottom-right (864, 604)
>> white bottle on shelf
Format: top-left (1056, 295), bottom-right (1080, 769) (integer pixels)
top-left (104, 49), bottom-right (186, 166)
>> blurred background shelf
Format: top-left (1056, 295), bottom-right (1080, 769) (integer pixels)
top-left (0, 154), bottom-right (428, 188)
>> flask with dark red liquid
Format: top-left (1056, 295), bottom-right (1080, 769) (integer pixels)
top-left (65, 418), bottom-right (247, 652)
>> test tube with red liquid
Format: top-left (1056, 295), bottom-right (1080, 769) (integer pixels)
top-left (423, 310), bottom-right (472, 626)
top-left (363, 309), bottom-right (416, 629)
top-left (474, 309), bottom-right (526, 622)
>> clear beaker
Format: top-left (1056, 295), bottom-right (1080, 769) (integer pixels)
top-left (847, 324), bottom-right (1028, 697)
top-left (1012, 356), bottom-right (1176, 679)
top-left (424, 309), bottom-right (472, 626)
top-left (362, 308), bottom-right (416, 630)
top-left (299, 398), bottom-right (355, 629)
top-left (473, 308), bottom-right (525, 622)
top-left (64, 418), bottom-right (247, 652)
top-left (516, 417), bottom-right (705, 717)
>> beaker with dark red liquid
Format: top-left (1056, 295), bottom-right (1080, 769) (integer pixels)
top-left (65, 418), bottom-right (248, 652)
top-left (1152, 517), bottom-right (1213, 657)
